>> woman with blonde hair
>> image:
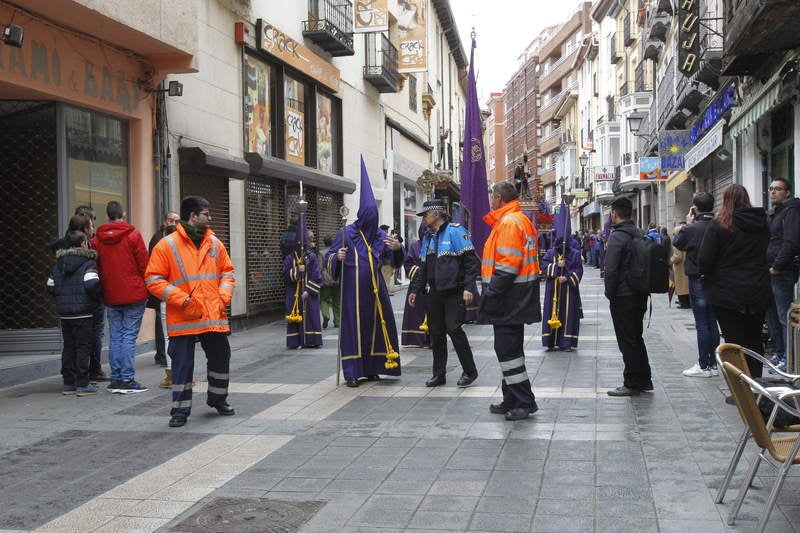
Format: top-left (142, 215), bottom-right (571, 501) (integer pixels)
top-left (671, 224), bottom-right (690, 309)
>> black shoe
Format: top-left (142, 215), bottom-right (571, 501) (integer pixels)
top-left (154, 353), bottom-right (167, 367)
top-left (640, 384), bottom-right (654, 392)
top-left (365, 375), bottom-right (381, 381)
top-left (505, 407), bottom-right (533, 421)
top-left (456, 373), bottom-right (478, 387)
top-left (323, 317), bottom-right (329, 329)
top-left (425, 375), bottom-right (446, 387)
top-left (725, 395), bottom-right (736, 405)
top-left (212, 402), bottom-right (235, 416)
top-left (559, 346), bottom-right (574, 352)
top-left (169, 416), bottom-right (187, 427)
top-left (90, 371), bottom-right (110, 382)
top-left (607, 386), bottom-right (641, 397)
top-left (490, 402), bottom-right (538, 414)
top-left (346, 379), bottom-right (360, 388)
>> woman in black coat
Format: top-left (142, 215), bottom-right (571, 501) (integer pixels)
top-left (698, 184), bottom-right (772, 377)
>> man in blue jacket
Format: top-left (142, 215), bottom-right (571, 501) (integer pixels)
top-left (408, 199), bottom-right (479, 387)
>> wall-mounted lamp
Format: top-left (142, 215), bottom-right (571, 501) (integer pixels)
top-left (627, 113), bottom-right (657, 145)
top-left (716, 148), bottom-right (731, 161)
top-left (150, 80), bottom-right (184, 97)
top-left (3, 24), bottom-right (23, 47)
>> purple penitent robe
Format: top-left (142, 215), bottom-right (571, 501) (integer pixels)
top-left (541, 238), bottom-right (584, 349)
top-left (283, 251), bottom-right (323, 348)
top-left (401, 239), bottom-right (430, 347)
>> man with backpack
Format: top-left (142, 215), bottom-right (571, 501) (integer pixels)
top-left (604, 197), bottom-right (653, 397)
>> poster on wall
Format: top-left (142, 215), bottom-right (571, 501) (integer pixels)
top-left (639, 157), bottom-right (665, 181)
top-left (245, 56), bottom-right (271, 157)
top-left (354, 0), bottom-right (388, 33)
top-left (316, 93), bottom-right (333, 173)
top-left (285, 107), bottom-right (305, 165)
top-left (397, 0), bottom-right (427, 73)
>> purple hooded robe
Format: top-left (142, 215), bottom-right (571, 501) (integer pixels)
top-left (541, 237), bottom-right (583, 349)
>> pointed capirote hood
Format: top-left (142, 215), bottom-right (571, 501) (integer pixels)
top-left (353, 156), bottom-right (379, 241)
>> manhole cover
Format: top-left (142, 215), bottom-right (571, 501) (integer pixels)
top-left (170, 498), bottom-right (326, 533)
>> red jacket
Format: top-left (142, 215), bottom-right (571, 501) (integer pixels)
top-left (92, 221), bottom-right (149, 306)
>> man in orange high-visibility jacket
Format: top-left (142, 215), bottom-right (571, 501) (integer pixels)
top-left (479, 181), bottom-right (542, 421)
top-left (145, 196), bottom-right (236, 428)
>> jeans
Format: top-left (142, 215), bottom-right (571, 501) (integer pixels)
top-left (90, 305), bottom-right (105, 375)
top-left (609, 294), bottom-right (652, 390)
top-left (688, 277), bottom-right (720, 369)
top-left (106, 301), bottom-right (146, 382)
top-left (766, 272), bottom-right (796, 357)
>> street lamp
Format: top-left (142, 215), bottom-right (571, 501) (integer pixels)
top-left (578, 152), bottom-right (589, 188)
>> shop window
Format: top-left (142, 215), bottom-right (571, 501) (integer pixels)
top-left (316, 92), bottom-right (338, 173)
top-left (65, 105), bottom-right (128, 217)
top-left (244, 55), bottom-right (273, 157)
top-left (284, 75), bottom-right (307, 165)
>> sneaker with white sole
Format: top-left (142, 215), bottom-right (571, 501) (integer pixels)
top-left (112, 380), bottom-right (149, 394)
top-left (708, 366), bottom-right (720, 377)
top-left (682, 362), bottom-right (712, 377)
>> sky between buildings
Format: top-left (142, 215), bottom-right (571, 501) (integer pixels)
top-left (453, 0), bottom-right (587, 102)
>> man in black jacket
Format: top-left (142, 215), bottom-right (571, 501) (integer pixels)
top-left (765, 178), bottom-right (800, 370)
top-left (673, 192), bottom-right (720, 378)
top-left (408, 200), bottom-right (479, 387)
top-left (604, 197), bottom-right (652, 396)
top-left (147, 211), bottom-right (179, 367)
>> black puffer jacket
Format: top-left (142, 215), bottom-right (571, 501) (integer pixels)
top-left (672, 212), bottom-right (713, 277)
top-left (46, 247), bottom-right (102, 318)
top-left (766, 197), bottom-right (800, 273)
top-left (603, 220), bottom-right (641, 299)
top-left (698, 208), bottom-right (772, 314)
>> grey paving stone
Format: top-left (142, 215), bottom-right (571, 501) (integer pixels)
top-left (596, 517), bottom-right (659, 532)
top-left (408, 510), bottom-right (472, 530)
top-left (348, 507), bottom-right (416, 528)
top-left (530, 513), bottom-right (593, 532)
top-left (419, 495), bottom-right (479, 513)
top-left (469, 512), bottom-right (532, 532)
top-left (376, 480), bottom-right (436, 495)
top-left (475, 496), bottom-right (535, 515)
top-left (321, 478), bottom-right (383, 494)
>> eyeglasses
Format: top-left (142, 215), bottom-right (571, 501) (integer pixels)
top-left (197, 211), bottom-right (211, 217)
top-left (769, 186), bottom-right (787, 192)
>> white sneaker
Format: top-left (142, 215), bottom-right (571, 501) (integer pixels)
top-left (708, 366), bottom-right (720, 377)
top-left (682, 363), bottom-right (712, 378)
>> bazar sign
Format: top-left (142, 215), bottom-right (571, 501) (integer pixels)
top-left (255, 19), bottom-right (340, 92)
top-left (685, 119), bottom-right (725, 170)
top-left (658, 130), bottom-right (692, 171)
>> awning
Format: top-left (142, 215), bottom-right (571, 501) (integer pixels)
top-left (684, 119), bottom-right (726, 171)
top-left (245, 153), bottom-right (356, 194)
top-left (728, 77), bottom-right (782, 139)
top-left (178, 147), bottom-right (249, 180)
top-left (666, 170), bottom-right (689, 192)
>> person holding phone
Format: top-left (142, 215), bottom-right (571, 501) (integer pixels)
top-left (672, 192), bottom-right (720, 378)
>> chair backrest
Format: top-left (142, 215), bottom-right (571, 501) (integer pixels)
top-left (716, 344), bottom-right (752, 425)
top-left (722, 361), bottom-right (775, 454)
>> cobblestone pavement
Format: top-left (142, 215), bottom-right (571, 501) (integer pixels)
top-left (1, 268), bottom-right (799, 532)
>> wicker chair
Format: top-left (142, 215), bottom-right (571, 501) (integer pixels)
top-left (722, 360), bottom-right (800, 532)
top-left (714, 343), bottom-right (800, 504)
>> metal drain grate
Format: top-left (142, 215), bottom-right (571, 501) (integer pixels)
top-left (170, 498), bottom-right (326, 533)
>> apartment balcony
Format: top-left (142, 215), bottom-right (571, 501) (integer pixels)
top-left (539, 48), bottom-right (578, 93)
top-left (619, 159), bottom-right (652, 191)
top-left (540, 167), bottom-right (556, 186)
top-left (722, 0), bottom-right (800, 75)
top-left (635, 60), bottom-right (654, 92)
top-left (643, 39), bottom-right (664, 61)
top-left (363, 33), bottom-right (399, 93)
top-left (609, 33), bottom-right (622, 64)
top-left (646, 13), bottom-right (670, 43)
top-left (539, 128), bottom-right (562, 157)
top-left (594, 178), bottom-right (615, 203)
top-left (302, 0), bottom-right (355, 56)
top-left (624, 12), bottom-right (634, 46)
top-left (676, 75), bottom-right (707, 117)
top-left (539, 94), bottom-right (561, 125)
top-left (696, 16), bottom-right (724, 90)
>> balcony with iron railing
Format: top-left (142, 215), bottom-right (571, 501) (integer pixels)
top-left (539, 85), bottom-right (573, 124)
top-left (538, 47), bottom-right (578, 93)
top-left (624, 12), bottom-right (635, 46)
top-left (609, 32), bottom-right (621, 64)
top-left (643, 0), bottom-right (670, 43)
top-left (635, 60), bottom-right (654, 92)
top-left (363, 33), bottom-right (399, 93)
top-left (696, 14), bottom-right (724, 89)
top-left (722, 0), bottom-right (800, 75)
top-left (303, 0), bottom-right (355, 56)
top-left (656, 57), bottom-right (676, 129)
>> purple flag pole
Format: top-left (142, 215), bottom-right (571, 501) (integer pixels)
top-left (460, 34), bottom-right (491, 257)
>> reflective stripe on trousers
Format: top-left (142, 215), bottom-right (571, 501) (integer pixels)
top-left (168, 332), bottom-right (231, 417)
top-left (493, 323), bottom-right (536, 407)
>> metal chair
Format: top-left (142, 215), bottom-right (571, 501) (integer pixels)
top-left (722, 360), bottom-right (800, 532)
top-left (714, 344), bottom-right (800, 504)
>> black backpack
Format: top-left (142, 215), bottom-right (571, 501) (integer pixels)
top-left (627, 232), bottom-right (670, 294)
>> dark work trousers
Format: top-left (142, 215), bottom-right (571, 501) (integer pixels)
top-left (154, 309), bottom-right (166, 358)
top-left (713, 305), bottom-right (765, 378)
top-left (493, 324), bottom-right (536, 408)
top-left (61, 317), bottom-right (94, 387)
top-left (427, 288), bottom-right (477, 378)
top-left (609, 294), bottom-right (653, 390)
top-left (169, 333), bottom-right (231, 417)
top-left (90, 305), bottom-right (104, 375)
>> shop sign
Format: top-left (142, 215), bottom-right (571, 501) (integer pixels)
top-left (571, 189), bottom-right (589, 199)
top-left (593, 166), bottom-right (617, 181)
top-left (639, 157), bottom-right (665, 181)
top-left (658, 130), bottom-right (691, 171)
top-left (354, 0), bottom-right (389, 33)
top-left (397, 2), bottom-right (427, 73)
top-left (255, 19), bottom-right (340, 92)
top-left (285, 106), bottom-right (305, 165)
top-left (677, 0), bottom-right (700, 77)
top-left (690, 85), bottom-right (735, 143)
top-left (684, 119), bottom-right (725, 170)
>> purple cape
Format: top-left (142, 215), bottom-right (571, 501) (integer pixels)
top-left (401, 239), bottom-right (430, 347)
top-left (283, 251), bottom-right (323, 348)
top-left (541, 240), bottom-right (583, 348)
top-left (325, 225), bottom-right (403, 379)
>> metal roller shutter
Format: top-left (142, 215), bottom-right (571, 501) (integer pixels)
top-left (179, 174), bottom-right (231, 251)
top-left (245, 176), bottom-right (286, 312)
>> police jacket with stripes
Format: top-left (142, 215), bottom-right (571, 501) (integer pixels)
top-left (145, 223), bottom-right (235, 337)
top-left (46, 247), bottom-right (102, 319)
top-left (408, 221), bottom-right (479, 296)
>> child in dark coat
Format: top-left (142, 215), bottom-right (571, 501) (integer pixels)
top-left (47, 230), bottom-right (103, 395)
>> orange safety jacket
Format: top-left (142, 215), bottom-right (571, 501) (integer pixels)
top-left (479, 199), bottom-right (542, 325)
top-left (481, 199), bottom-right (540, 282)
top-left (145, 224), bottom-right (235, 337)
